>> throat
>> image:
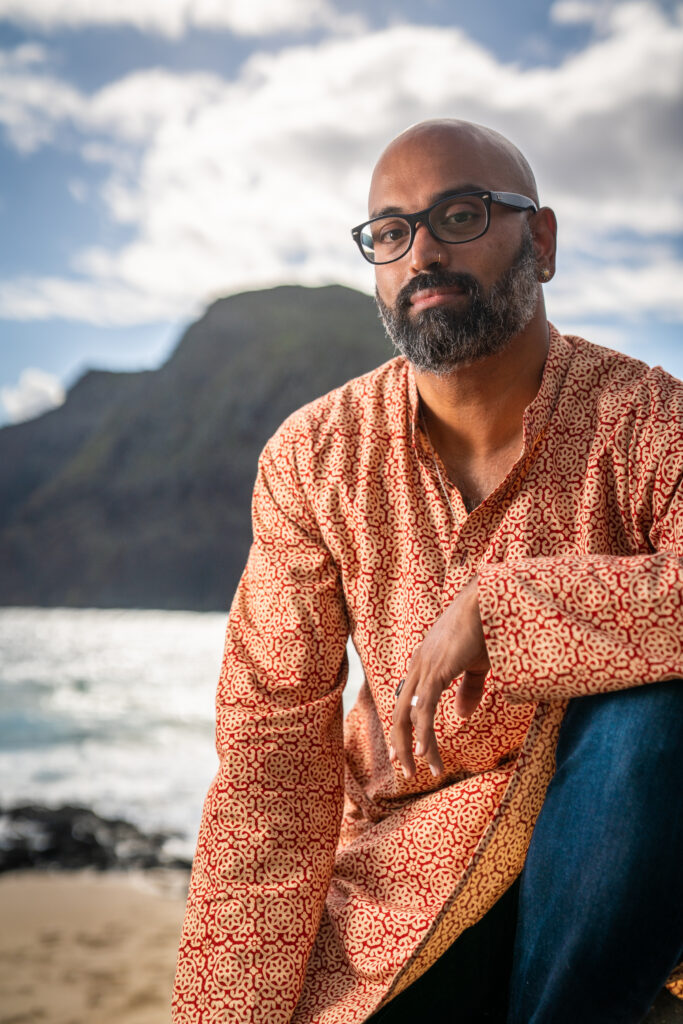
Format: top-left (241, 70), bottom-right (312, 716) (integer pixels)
top-left (417, 393), bottom-right (528, 515)
top-left (461, 491), bottom-right (483, 515)
top-left (440, 442), bottom-right (523, 514)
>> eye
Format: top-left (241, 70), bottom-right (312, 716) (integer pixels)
top-left (445, 208), bottom-right (476, 224)
top-left (432, 197), bottom-right (486, 238)
top-left (375, 220), bottom-right (410, 245)
top-left (440, 201), bottom-right (480, 223)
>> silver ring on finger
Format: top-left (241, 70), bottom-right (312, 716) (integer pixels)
top-left (410, 694), bottom-right (419, 707)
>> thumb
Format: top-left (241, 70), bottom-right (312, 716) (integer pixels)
top-left (454, 670), bottom-right (487, 719)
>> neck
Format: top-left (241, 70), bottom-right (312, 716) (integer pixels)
top-left (414, 311), bottom-right (550, 465)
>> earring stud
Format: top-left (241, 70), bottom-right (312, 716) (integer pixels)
top-left (539, 268), bottom-right (551, 282)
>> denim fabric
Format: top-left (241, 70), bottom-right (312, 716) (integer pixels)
top-left (370, 680), bottom-right (683, 1023)
top-left (509, 679), bottom-right (683, 1024)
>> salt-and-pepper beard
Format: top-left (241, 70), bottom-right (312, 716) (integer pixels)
top-left (375, 228), bottom-right (539, 375)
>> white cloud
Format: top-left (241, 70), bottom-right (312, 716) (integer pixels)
top-left (0, 42), bottom-right (48, 65)
top-left (554, 321), bottom-right (627, 351)
top-left (0, 2), bottom-right (681, 326)
top-left (1, 368), bottom-right (66, 423)
top-left (0, 0), bottom-right (363, 38)
top-left (546, 253), bottom-right (683, 321)
top-left (0, 44), bottom-right (81, 152)
top-left (550, 1), bottom-right (604, 25)
top-left (0, 275), bottom-right (198, 325)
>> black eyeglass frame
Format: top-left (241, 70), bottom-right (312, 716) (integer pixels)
top-left (351, 190), bottom-right (538, 265)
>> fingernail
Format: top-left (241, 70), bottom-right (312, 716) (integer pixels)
top-left (389, 745), bottom-right (395, 760)
top-left (414, 742), bottom-right (423, 756)
top-left (402, 767), bottom-right (411, 780)
top-left (430, 765), bottom-right (440, 777)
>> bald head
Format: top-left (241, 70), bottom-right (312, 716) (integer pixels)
top-left (366, 117), bottom-right (557, 375)
top-left (369, 119), bottom-right (539, 213)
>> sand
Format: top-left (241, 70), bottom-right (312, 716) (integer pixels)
top-left (3, 869), bottom-right (682, 1024)
top-left (0, 869), bottom-right (189, 1024)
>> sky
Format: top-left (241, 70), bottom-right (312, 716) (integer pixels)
top-left (1, 0), bottom-right (682, 424)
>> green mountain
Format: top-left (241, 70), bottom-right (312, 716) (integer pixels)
top-left (0, 285), bottom-right (392, 610)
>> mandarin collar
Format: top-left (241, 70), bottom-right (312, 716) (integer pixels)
top-left (402, 322), bottom-right (572, 451)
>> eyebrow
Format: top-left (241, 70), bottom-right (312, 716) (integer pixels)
top-left (370, 183), bottom-right (486, 220)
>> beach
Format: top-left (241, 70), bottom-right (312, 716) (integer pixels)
top-left (0, 607), bottom-right (366, 1024)
top-left (3, 870), bottom-right (683, 1024)
top-left (0, 868), bottom-right (189, 1024)
top-left (0, 608), bottom-right (680, 1024)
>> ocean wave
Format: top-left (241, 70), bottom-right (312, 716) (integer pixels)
top-left (0, 607), bottom-right (363, 860)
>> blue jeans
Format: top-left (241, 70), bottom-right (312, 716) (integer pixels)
top-left (370, 680), bottom-right (683, 1023)
top-left (509, 678), bottom-right (683, 1023)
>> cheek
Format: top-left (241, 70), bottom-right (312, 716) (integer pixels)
top-left (375, 266), bottom-right (403, 308)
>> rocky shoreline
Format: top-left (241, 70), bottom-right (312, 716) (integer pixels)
top-left (0, 804), bottom-right (192, 872)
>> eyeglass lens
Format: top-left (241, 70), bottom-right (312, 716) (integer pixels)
top-left (359, 195), bottom-right (488, 264)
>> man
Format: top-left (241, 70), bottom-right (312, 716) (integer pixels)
top-left (173, 120), bottom-right (683, 1023)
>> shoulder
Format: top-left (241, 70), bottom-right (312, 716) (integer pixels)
top-left (561, 332), bottom-right (683, 427)
top-left (255, 358), bottom-right (411, 516)
top-left (263, 356), bottom-right (410, 467)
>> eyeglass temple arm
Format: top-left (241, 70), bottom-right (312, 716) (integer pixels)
top-left (490, 191), bottom-right (538, 212)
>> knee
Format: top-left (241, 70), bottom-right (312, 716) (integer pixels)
top-left (557, 678), bottom-right (683, 791)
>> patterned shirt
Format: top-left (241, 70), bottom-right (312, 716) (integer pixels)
top-left (173, 325), bottom-right (683, 1023)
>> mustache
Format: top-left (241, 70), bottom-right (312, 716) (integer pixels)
top-left (396, 270), bottom-right (481, 314)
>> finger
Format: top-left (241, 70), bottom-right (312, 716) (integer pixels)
top-left (391, 678), bottom-right (420, 779)
top-left (392, 724), bottom-right (416, 779)
top-left (454, 670), bottom-right (487, 718)
top-left (411, 689), bottom-right (445, 777)
top-left (416, 731), bottom-right (445, 777)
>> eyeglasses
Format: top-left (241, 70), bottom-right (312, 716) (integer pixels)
top-left (351, 190), bottom-right (538, 265)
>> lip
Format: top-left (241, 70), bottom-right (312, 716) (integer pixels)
top-left (409, 286), bottom-right (467, 311)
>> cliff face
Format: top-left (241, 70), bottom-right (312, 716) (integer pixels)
top-left (0, 285), bottom-right (392, 610)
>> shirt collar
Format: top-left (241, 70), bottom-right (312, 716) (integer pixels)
top-left (521, 323), bottom-right (571, 450)
top-left (401, 322), bottom-right (572, 452)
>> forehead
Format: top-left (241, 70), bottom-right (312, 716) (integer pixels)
top-left (368, 129), bottom-right (508, 217)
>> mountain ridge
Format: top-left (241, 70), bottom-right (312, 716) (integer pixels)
top-left (0, 284), bottom-right (392, 609)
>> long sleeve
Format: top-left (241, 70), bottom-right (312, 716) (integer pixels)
top-left (173, 433), bottom-right (349, 1023)
top-left (479, 368), bottom-right (683, 704)
top-left (479, 550), bottom-right (683, 702)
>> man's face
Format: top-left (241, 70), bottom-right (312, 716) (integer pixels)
top-left (375, 226), bottom-right (538, 374)
top-left (369, 128), bottom-right (541, 373)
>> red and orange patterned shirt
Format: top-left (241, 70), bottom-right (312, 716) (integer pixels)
top-left (173, 326), bottom-right (683, 1023)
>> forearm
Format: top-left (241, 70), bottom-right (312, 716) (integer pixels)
top-left (173, 436), bottom-right (349, 1021)
top-left (174, 677), bottom-right (345, 1022)
top-left (479, 551), bottom-right (683, 703)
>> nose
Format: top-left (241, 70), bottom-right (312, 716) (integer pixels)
top-left (409, 221), bottom-right (443, 273)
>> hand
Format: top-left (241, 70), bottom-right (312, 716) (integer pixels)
top-left (390, 576), bottom-right (490, 779)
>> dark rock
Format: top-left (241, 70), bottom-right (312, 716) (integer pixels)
top-left (0, 804), bottom-right (191, 872)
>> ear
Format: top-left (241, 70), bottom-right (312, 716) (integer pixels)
top-left (530, 206), bottom-right (557, 282)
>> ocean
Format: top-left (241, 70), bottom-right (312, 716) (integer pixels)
top-left (0, 607), bottom-right (363, 861)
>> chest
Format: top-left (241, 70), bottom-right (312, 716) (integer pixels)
top-left (441, 440), bottom-right (524, 514)
top-left (320, 417), bottom-right (642, 763)
top-left (320, 419), bottom-right (641, 635)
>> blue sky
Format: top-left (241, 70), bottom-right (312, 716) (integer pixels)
top-left (1, 0), bottom-right (682, 423)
